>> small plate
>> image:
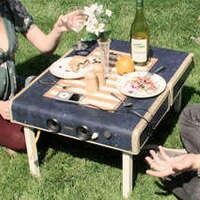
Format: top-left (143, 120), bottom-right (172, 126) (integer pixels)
top-left (117, 71), bottom-right (166, 98)
top-left (49, 57), bottom-right (92, 79)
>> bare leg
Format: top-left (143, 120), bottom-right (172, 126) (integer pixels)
top-left (0, 116), bottom-right (26, 151)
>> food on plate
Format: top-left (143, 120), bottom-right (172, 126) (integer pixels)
top-left (88, 55), bottom-right (101, 64)
top-left (68, 56), bottom-right (89, 72)
top-left (87, 48), bottom-right (102, 63)
top-left (118, 71), bottom-right (166, 98)
top-left (115, 55), bottom-right (135, 75)
top-left (125, 76), bottom-right (157, 93)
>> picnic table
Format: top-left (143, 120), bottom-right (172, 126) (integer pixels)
top-left (11, 39), bottom-right (193, 198)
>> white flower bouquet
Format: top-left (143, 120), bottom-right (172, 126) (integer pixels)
top-left (83, 3), bottom-right (112, 42)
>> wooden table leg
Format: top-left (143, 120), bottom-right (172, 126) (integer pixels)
top-left (24, 127), bottom-right (40, 177)
top-left (174, 87), bottom-right (182, 113)
top-left (122, 152), bottom-right (133, 199)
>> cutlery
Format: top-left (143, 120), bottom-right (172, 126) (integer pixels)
top-left (152, 65), bottom-right (166, 74)
top-left (110, 92), bottom-right (151, 123)
top-left (146, 65), bottom-right (166, 77)
top-left (110, 92), bottom-right (133, 108)
top-left (127, 109), bottom-right (150, 124)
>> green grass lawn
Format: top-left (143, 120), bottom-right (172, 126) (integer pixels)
top-left (1, 0), bottom-right (200, 199)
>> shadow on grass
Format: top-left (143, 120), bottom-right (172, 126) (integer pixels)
top-left (38, 133), bottom-right (122, 168)
top-left (37, 84), bottom-right (198, 165)
top-left (16, 54), bottom-right (60, 76)
top-left (34, 79), bottom-right (199, 194)
top-left (38, 85), bottom-right (198, 166)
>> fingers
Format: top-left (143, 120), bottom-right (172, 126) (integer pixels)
top-left (145, 155), bottom-right (175, 178)
top-left (145, 146), bottom-right (185, 178)
top-left (60, 15), bottom-right (67, 24)
top-left (146, 168), bottom-right (174, 178)
top-left (150, 150), bottom-right (160, 163)
top-left (145, 150), bottom-right (162, 169)
top-left (146, 169), bottom-right (165, 177)
top-left (70, 9), bottom-right (86, 17)
top-left (55, 9), bottom-right (87, 33)
top-left (56, 15), bottom-right (64, 26)
top-left (159, 146), bottom-right (171, 161)
top-left (145, 156), bottom-right (155, 168)
top-left (68, 15), bottom-right (86, 25)
top-left (70, 9), bottom-right (83, 14)
top-left (145, 156), bottom-right (163, 171)
top-left (63, 10), bottom-right (86, 21)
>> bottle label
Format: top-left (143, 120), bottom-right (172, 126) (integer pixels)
top-left (131, 38), bottom-right (147, 63)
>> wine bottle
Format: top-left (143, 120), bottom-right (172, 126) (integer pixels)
top-left (130, 0), bottom-right (149, 66)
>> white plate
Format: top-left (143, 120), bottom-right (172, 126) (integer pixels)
top-left (49, 57), bottom-right (92, 79)
top-left (117, 71), bottom-right (166, 98)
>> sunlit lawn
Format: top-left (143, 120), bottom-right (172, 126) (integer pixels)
top-left (1, 0), bottom-right (200, 199)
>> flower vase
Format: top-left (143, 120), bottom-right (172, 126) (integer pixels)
top-left (97, 39), bottom-right (111, 77)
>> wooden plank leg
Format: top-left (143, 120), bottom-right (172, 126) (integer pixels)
top-left (24, 127), bottom-right (40, 177)
top-left (122, 152), bottom-right (133, 199)
top-left (174, 87), bottom-right (182, 113)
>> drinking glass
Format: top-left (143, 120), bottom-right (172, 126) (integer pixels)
top-left (97, 39), bottom-right (111, 77)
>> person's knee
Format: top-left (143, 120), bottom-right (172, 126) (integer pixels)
top-left (179, 104), bottom-right (200, 151)
top-left (12, 130), bottom-right (26, 152)
top-left (179, 104), bottom-right (200, 125)
top-left (8, 127), bottom-right (26, 152)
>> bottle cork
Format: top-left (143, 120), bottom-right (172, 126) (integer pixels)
top-left (85, 71), bottom-right (99, 94)
top-left (93, 63), bottom-right (105, 87)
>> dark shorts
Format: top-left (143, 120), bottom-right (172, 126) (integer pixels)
top-left (0, 115), bottom-right (26, 152)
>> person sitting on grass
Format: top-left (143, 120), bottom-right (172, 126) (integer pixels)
top-left (0, 0), bottom-right (85, 152)
top-left (145, 104), bottom-right (200, 200)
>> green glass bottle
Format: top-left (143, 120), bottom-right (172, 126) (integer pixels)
top-left (130, 0), bottom-right (149, 66)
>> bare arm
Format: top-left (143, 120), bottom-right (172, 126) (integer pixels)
top-left (24, 24), bottom-right (61, 54)
top-left (0, 100), bottom-right (11, 120)
top-left (25, 10), bottom-right (85, 54)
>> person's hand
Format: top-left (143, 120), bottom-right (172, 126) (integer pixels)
top-left (0, 100), bottom-right (11, 120)
top-left (55, 10), bottom-right (86, 33)
top-left (145, 146), bottom-right (200, 178)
